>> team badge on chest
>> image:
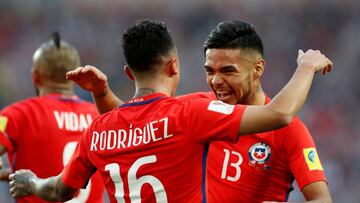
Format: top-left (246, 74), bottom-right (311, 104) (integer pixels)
top-left (248, 142), bottom-right (271, 165)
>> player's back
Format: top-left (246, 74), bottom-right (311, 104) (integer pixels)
top-left (0, 93), bottom-right (104, 203)
top-left (84, 93), bottom-right (245, 203)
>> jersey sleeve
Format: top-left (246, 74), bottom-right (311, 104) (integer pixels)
top-left (61, 129), bottom-right (96, 189)
top-left (182, 99), bottom-right (246, 143)
top-left (282, 117), bottom-right (327, 190)
top-left (0, 106), bottom-right (25, 155)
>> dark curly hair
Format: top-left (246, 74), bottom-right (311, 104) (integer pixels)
top-left (122, 19), bottom-right (175, 72)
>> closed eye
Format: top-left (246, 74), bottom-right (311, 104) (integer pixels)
top-left (204, 66), bottom-right (214, 75)
top-left (221, 66), bottom-right (237, 74)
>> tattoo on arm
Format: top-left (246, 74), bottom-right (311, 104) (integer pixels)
top-left (35, 175), bottom-right (77, 202)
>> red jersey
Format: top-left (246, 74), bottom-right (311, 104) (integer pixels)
top-left (0, 93), bottom-right (105, 203)
top-left (61, 93), bottom-right (246, 203)
top-left (179, 92), bottom-right (327, 203)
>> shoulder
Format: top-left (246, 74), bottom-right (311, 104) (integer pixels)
top-left (72, 99), bottom-right (97, 111)
top-left (1, 97), bottom-right (39, 114)
top-left (278, 116), bottom-right (316, 150)
top-left (176, 91), bottom-right (216, 101)
top-left (72, 98), bottom-right (96, 107)
top-left (0, 97), bottom-right (45, 129)
top-left (155, 96), bottom-right (203, 110)
top-left (266, 97), bottom-right (309, 135)
top-left (89, 109), bottom-right (113, 126)
top-left (280, 116), bottom-right (309, 134)
top-left (44, 95), bottom-right (97, 113)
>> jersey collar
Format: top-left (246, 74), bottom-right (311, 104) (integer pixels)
top-left (120, 93), bottom-right (168, 108)
top-left (45, 93), bottom-right (81, 102)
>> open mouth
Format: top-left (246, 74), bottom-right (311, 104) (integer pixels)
top-left (216, 90), bottom-right (232, 101)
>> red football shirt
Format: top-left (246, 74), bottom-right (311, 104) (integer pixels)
top-left (0, 93), bottom-right (105, 203)
top-left (179, 92), bottom-right (327, 203)
top-left (61, 93), bottom-right (246, 203)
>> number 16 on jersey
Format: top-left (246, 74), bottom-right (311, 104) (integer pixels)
top-left (105, 155), bottom-right (168, 203)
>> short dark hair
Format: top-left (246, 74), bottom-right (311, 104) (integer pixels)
top-left (203, 20), bottom-right (263, 56)
top-left (122, 19), bottom-right (175, 72)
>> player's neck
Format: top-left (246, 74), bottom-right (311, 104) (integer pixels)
top-left (249, 86), bottom-right (266, 105)
top-left (38, 87), bottom-right (74, 97)
top-left (134, 88), bottom-right (157, 98)
top-left (133, 86), bottom-right (172, 98)
top-left (133, 77), bottom-right (174, 98)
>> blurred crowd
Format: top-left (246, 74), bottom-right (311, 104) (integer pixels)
top-left (0, 0), bottom-right (359, 202)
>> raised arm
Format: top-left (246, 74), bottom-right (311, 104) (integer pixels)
top-left (238, 49), bottom-right (332, 135)
top-left (9, 170), bottom-right (77, 201)
top-left (66, 65), bottom-right (123, 114)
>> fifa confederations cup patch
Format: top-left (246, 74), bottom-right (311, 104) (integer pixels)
top-left (0, 116), bottom-right (8, 132)
top-left (303, 147), bottom-right (324, 171)
top-left (207, 100), bottom-right (235, 115)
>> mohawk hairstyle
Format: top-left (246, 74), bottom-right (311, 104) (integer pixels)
top-left (203, 20), bottom-right (264, 56)
top-left (32, 33), bottom-right (80, 83)
top-left (52, 32), bottom-right (61, 49)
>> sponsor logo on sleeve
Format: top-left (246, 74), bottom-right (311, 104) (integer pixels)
top-left (207, 100), bottom-right (235, 115)
top-left (303, 148), bottom-right (323, 171)
top-left (0, 116), bottom-right (8, 132)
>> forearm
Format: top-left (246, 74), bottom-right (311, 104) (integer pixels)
top-left (92, 87), bottom-right (123, 114)
top-left (240, 66), bottom-right (316, 135)
top-left (268, 66), bottom-right (315, 124)
top-left (10, 171), bottom-right (77, 202)
top-left (65, 65), bottom-right (123, 113)
top-left (304, 200), bottom-right (332, 203)
top-left (302, 181), bottom-right (332, 203)
top-left (33, 175), bottom-right (76, 202)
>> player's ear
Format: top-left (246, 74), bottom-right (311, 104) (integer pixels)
top-left (167, 57), bottom-right (179, 77)
top-left (253, 59), bottom-right (265, 80)
top-left (31, 68), bottom-right (41, 85)
top-left (124, 65), bottom-right (135, 81)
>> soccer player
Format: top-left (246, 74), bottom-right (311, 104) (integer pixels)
top-left (0, 33), bottom-right (105, 203)
top-left (9, 20), bottom-right (332, 203)
top-left (67, 21), bottom-right (333, 203)
top-left (199, 21), bottom-right (332, 203)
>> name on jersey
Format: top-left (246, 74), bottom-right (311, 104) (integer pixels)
top-left (90, 117), bottom-right (172, 151)
top-left (54, 111), bottom-right (93, 132)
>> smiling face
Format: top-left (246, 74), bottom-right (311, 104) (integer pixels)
top-left (204, 48), bottom-right (264, 105)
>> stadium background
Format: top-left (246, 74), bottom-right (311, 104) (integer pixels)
top-left (0, 0), bottom-right (359, 202)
